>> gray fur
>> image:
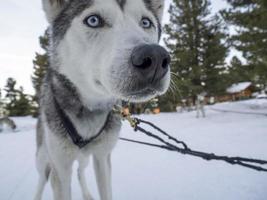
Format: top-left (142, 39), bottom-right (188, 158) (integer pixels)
top-left (38, 69), bottom-right (118, 140)
top-left (116, 0), bottom-right (126, 10)
top-left (45, 165), bottom-right (51, 181)
top-left (50, 0), bottom-right (65, 5)
top-left (36, 118), bottom-right (44, 148)
top-left (143, 0), bottom-right (162, 39)
top-left (0, 117), bottom-right (16, 132)
top-left (52, 0), bottom-right (93, 46)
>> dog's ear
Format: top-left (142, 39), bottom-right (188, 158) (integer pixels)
top-left (145, 0), bottom-right (165, 21)
top-left (42, 0), bottom-right (68, 23)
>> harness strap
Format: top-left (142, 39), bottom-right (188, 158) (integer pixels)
top-left (54, 97), bottom-right (111, 149)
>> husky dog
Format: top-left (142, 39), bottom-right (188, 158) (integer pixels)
top-left (0, 117), bottom-right (16, 132)
top-left (35, 0), bottom-right (170, 200)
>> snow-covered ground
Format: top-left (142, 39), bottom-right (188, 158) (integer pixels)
top-left (1, 99), bottom-right (267, 200)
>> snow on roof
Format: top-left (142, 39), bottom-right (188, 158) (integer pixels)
top-left (227, 82), bottom-right (252, 94)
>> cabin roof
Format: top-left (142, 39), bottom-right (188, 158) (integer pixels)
top-left (227, 82), bottom-right (252, 94)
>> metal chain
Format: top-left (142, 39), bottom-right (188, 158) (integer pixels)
top-left (114, 106), bottom-right (267, 172)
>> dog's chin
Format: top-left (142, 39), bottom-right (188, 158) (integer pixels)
top-left (101, 71), bottom-right (170, 103)
top-left (118, 83), bottom-right (169, 102)
top-left (123, 75), bottom-right (170, 103)
top-left (121, 88), bottom-right (158, 103)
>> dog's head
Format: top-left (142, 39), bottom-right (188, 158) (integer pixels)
top-left (43, 0), bottom-right (170, 106)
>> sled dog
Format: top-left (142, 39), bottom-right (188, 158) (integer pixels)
top-left (0, 117), bottom-right (16, 132)
top-left (35, 0), bottom-right (170, 199)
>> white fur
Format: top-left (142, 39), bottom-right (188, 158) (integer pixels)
top-left (35, 0), bottom-right (168, 200)
top-left (56, 0), bottom-right (168, 107)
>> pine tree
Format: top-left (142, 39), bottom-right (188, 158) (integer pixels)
top-left (12, 87), bottom-right (32, 116)
top-left (32, 30), bottom-right (49, 116)
top-left (4, 78), bottom-right (18, 113)
top-left (222, 0), bottom-right (267, 88)
top-left (4, 78), bottom-right (32, 116)
top-left (0, 88), bottom-right (4, 116)
top-left (227, 56), bottom-right (251, 84)
top-left (162, 0), bottom-right (228, 110)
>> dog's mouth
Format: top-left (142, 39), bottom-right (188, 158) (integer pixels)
top-left (120, 79), bottom-right (167, 101)
top-left (126, 87), bottom-right (157, 98)
top-left (97, 68), bottom-right (170, 102)
top-left (99, 79), bottom-right (159, 99)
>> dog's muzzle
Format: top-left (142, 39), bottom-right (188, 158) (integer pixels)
top-left (131, 44), bottom-right (170, 83)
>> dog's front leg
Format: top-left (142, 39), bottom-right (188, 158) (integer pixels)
top-left (50, 159), bottom-right (73, 200)
top-left (78, 158), bottom-right (94, 200)
top-left (93, 154), bottom-right (112, 200)
top-left (50, 166), bottom-right (72, 200)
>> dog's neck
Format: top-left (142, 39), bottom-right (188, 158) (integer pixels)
top-left (44, 69), bottom-right (119, 140)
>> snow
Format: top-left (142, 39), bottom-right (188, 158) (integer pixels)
top-left (256, 93), bottom-right (267, 99)
top-left (227, 82), bottom-right (252, 94)
top-left (1, 100), bottom-right (267, 200)
top-left (212, 99), bottom-right (267, 114)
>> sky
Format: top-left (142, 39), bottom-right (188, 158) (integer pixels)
top-left (0, 0), bottom-right (229, 95)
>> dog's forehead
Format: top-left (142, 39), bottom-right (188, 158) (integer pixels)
top-left (52, 0), bottom-right (157, 45)
top-left (115, 0), bottom-right (127, 10)
top-left (93, 0), bottom-right (148, 11)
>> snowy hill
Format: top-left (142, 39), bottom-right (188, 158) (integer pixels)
top-left (1, 100), bottom-right (267, 200)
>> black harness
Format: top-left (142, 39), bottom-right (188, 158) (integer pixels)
top-left (54, 97), bottom-right (111, 149)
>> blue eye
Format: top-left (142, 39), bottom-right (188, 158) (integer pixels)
top-left (84, 15), bottom-right (104, 28)
top-left (141, 17), bottom-right (153, 29)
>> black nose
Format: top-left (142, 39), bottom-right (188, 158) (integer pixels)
top-left (131, 44), bottom-right (170, 82)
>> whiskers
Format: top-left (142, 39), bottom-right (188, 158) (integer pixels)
top-left (166, 72), bottom-right (182, 99)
